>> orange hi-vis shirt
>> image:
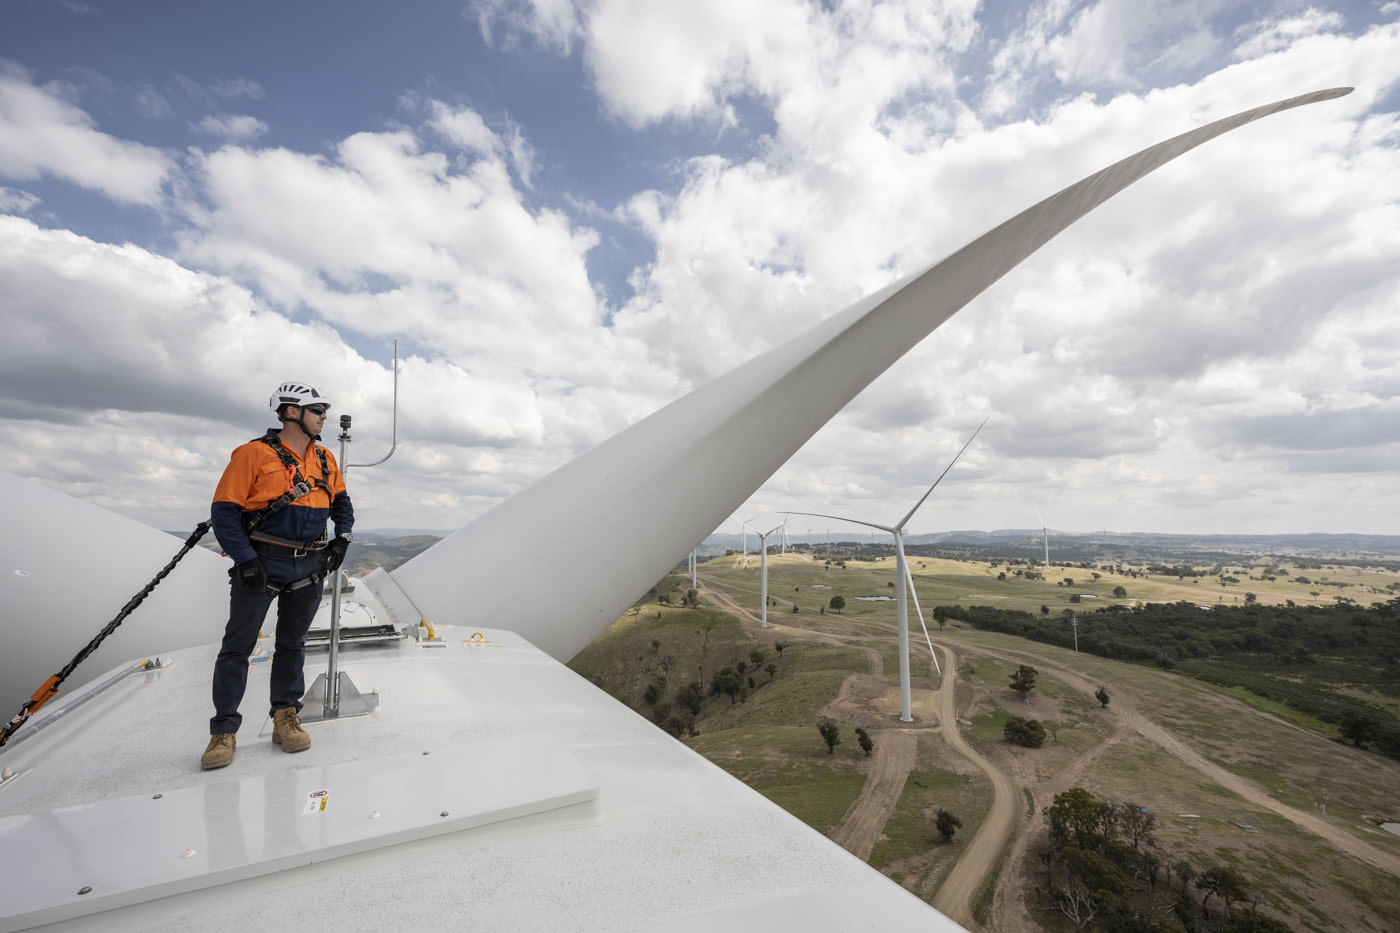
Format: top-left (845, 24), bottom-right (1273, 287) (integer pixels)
top-left (210, 429), bottom-right (353, 565)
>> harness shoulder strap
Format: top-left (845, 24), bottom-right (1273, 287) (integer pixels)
top-left (242, 436), bottom-right (329, 533)
top-left (258, 436), bottom-right (331, 492)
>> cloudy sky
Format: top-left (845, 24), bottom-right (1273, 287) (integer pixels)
top-left (1, 1), bottom-right (1397, 541)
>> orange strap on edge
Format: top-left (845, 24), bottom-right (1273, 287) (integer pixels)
top-left (0, 674), bottom-right (61, 747)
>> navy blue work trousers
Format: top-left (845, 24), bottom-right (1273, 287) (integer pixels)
top-left (209, 549), bottom-right (326, 734)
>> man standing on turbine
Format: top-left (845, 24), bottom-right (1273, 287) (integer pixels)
top-left (201, 382), bottom-right (355, 770)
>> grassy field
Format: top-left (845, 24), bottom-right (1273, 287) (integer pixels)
top-left (948, 629), bottom-right (1400, 932)
top-left (568, 550), bottom-right (1400, 932)
top-left (698, 548), bottom-right (1400, 620)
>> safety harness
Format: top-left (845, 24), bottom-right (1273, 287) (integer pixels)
top-left (239, 435), bottom-right (335, 597)
top-left (240, 435), bottom-right (332, 539)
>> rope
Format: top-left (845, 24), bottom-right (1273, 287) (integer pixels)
top-left (1, 521), bottom-right (211, 747)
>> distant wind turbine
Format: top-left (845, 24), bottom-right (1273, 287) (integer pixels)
top-left (738, 515), bottom-right (760, 566)
top-left (750, 521), bottom-right (786, 628)
top-left (790, 419), bottom-right (986, 721)
top-left (1035, 509), bottom-right (1050, 566)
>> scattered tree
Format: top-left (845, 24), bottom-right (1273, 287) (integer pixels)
top-left (818, 718), bottom-right (841, 754)
top-left (828, 595), bottom-right (846, 614)
top-left (710, 667), bottom-right (742, 704)
top-left (1339, 713), bottom-right (1375, 747)
top-left (1113, 585), bottom-right (1128, 598)
top-left (934, 808), bottom-right (963, 842)
top-left (1116, 802), bottom-right (1156, 851)
top-left (1095, 685), bottom-right (1110, 708)
top-left (675, 681), bottom-right (704, 715)
top-left (1197, 864), bottom-right (1249, 920)
top-left (855, 726), bottom-right (873, 757)
top-left (1009, 664), bottom-right (1038, 698)
top-left (1004, 716), bottom-right (1046, 747)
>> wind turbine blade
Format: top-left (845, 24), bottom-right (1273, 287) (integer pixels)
top-left (785, 510), bottom-right (896, 534)
top-left (895, 416), bottom-right (989, 531)
top-left (1035, 508), bottom-right (1046, 530)
top-left (392, 88), bottom-right (1352, 663)
top-left (904, 562), bottom-right (942, 677)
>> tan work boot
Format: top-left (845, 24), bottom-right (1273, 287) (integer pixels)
top-left (271, 707), bottom-right (311, 753)
top-left (201, 733), bottom-right (236, 770)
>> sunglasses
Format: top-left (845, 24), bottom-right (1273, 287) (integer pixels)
top-left (304, 406), bottom-right (329, 416)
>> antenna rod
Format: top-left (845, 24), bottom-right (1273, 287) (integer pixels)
top-left (350, 339), bottom-right (399, 468)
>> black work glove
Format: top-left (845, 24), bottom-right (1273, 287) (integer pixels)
top-left (321, 535), bottom-right (351, 573)
top-left (233, 558), bottom-right (267, 593)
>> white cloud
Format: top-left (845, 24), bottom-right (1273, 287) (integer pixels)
top-left (174, 73), bottom-right (264, 108)
top-left (471, 0), bottom-right (583, 51)
top-left (136, 86), bottom-right (170, 119)
top-left (195, 113), bottom-right (269, 142)
top-left (1, 9), bottom-right (1398, 536)
top-left (602, 18), bottom-right (1400, 534)
top-left (581, 0), bottom-right (978, 129)
top-left (0, 214), bottom-right (656, 530)
top-left (1234, 8), bottom-right (1345, 59)
top-left (428, 102), bottom-right (499, 154)
top-left (175, 120), bottom-right (620, 388)
top-left (0, 185), bottom-right (39, 212)
top-left (0, 63), bottom-right (172, 204)
top-left (981, 0), bottom-right (1270, 118)
top-left (210, 76), bottom-right (264, 101)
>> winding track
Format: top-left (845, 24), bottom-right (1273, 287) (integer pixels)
top-left (926, 642), bottom-right (1018, 927)
top-left (970, 641), bottom-right (1400, 879)
top-left (828, 730), bottom-right (919, 860)
top-left (699, 569), bottom-right (1400, 931)
top-left (699, 576), bottom-right (1021, 929)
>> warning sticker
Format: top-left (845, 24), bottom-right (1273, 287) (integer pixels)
top-left (303, 790), bottom-right (329, 815)
top-left (463, 632), bottom-right (500, 647)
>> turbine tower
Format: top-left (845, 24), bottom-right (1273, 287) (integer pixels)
top-left (789, 419), bottom-right (986, 721)
top-left (738, 515), bottom-right (759, 567)
top-left (1035, 509), bottom-right (1049, 566)
top-left (751, 521), bottom-right (785, 628)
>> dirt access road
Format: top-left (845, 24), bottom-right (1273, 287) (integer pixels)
top-left (700, 578), bottom-right (1020, 929)
top-left (701, 573), bottom-right (1400, 932)
top-left (928, 642), bottom-right (1018, 928)
top-left (964, 639), bottom-right (1400, 933)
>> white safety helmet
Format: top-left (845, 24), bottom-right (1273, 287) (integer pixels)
top-left (269, 381), bottom-right (331, 413)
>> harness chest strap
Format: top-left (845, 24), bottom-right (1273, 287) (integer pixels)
top-left (241, 435), bottom-right (332, 535)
